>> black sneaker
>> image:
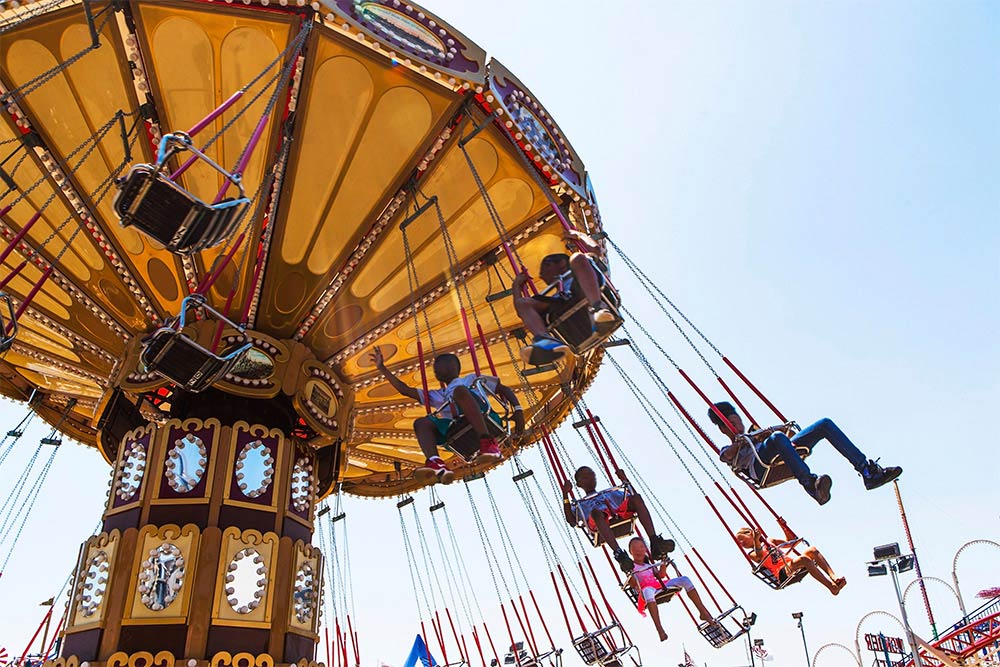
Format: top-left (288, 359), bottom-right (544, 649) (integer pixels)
top-left (862, 460), bottom-right (903, 490)
top-left (650, 535), bottom-right (676, 560)
top-left (614, 549), bottom-right (634, 573)
top-left (806, 474), bottom-right (832, 506)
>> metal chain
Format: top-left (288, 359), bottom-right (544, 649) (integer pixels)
top-left (0, 442), bottom-right (59, 572)
top-left (0, 5), bottom-right (115, 104)
top-left (0, 443), bottom-right (42, 529)
top-left (0, 407), bottom-right (33, 471)
top-left (609, 237), bottom-right (725, 361)
top-left (459, 136), bottom-right (526, 270)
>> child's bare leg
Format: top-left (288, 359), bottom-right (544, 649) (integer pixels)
top-left (803, 546), bottom-right (834, 577)
top-left (793, 557), bottom-right (840, 595)
top-left (686, 588), bottom-right (715, 624)
top-left (646, 600), bottom-right (668, 641)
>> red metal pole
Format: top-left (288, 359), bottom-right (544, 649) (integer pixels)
top-left (894, 480), bottom-right (938, 638)
top-left (9, 265), bottom-right (53, 333)
top-left (476, 322), bottom-right (499, 377)
top-left (0, 259), bottom-right (27, 290)
top-left (195, 231), bottom-right (246, 295)
top-left (459, 306), bottom-right (482, 376)
top-left (416, 340), bottom-right (432, 414)
top-left (722, 356), bottom-right (788, 422)
top-left (18, 606), bottom-right (53, 666)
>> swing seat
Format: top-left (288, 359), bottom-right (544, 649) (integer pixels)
top-left (699, 605), bottom-right (753, 648)
top-left (622, 582), bottom-right (682, 608)
top-left (433, 376), bottom-right (513, 463)
top-left (113, 132), bottom-right (249, 255)
top-left (0, 292), bottom-right (17, 353)
top-left (751, 537), bottom-right (811, 590)
top-left (575, 484), bottom-right (636, 548)
top-left (140, 295), bottom-right (252, 393)
top-left (571, 623), bottom-right (637, 666)
top-left (735, 423), bottom-right (811, 490)
top-left (541, 268), bottom-right (623, 357)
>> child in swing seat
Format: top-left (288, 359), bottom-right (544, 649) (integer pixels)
top-left (627, 537), bottom-right (716, 642)
top-left (735, 517), bottom-right (846, 595)
top-left (370, 347), bottom-right (525, 484)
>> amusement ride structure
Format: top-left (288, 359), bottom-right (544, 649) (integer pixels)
top-left (0, 2), bottom-right (993, 667)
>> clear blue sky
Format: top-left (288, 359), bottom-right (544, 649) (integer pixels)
top-left (1, 1), bottom-right (998, 665)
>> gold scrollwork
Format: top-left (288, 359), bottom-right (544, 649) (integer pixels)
top-left (106, 651), bottom-right (174, 667)
top-left (209, 652), bottom-right (274, 667)
top-left (41, 656), bottom-right (79, 667)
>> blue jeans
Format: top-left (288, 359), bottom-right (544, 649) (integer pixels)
top-left (753, 418), bottom-right (868, 489)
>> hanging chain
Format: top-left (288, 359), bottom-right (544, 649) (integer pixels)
top-left (0, 3), bottom-right (116, 104)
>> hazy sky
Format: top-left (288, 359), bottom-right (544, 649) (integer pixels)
top-left (1, 1), bottom-right (998, 665)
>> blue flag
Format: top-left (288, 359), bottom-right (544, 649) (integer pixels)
top-left (402, 634), bottom-right (438, 667)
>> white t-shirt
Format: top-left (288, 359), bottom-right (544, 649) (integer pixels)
top-left (418, 374), bottom-right (500, 419)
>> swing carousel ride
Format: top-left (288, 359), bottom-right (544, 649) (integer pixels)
top-left (2, 2), bottom-right (957, 667)
top-left (0, 0), bottom-right (626, 663)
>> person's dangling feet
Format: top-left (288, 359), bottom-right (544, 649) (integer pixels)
top-left (613, 548), bottom-right (634, 573)
top-left (649, 534), bottom-right (676, 560)
top-left (414, 457), bottom-right (454, 484)
top-left (590, 301), bottom-right (616, 327)
top-left (657, 629), bottom-right (669, 642)
top-left (475, 436), bottom-right (503, 465)
top-left (861, 459), bottom-right (903, 490)
top-left (806, 474), bottom-right (832, 505)
top-left (519, 335), bottom-right (569, 366)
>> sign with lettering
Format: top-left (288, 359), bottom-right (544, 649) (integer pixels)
top-left (865, 633), bottom-right (905, 654)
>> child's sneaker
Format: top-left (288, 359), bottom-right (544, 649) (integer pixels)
top-left (650, 535), bottom-right (676, 559)
top-left (475, 437), bottom-right (503, 465)
top-left (590, 305), bottom-right (616, 326)
top-left (614, 548), bottom-right (635, 573)
top-left (414, 457), bottom-right (454, 484)
top-left (519, 336), bottom-right (569, 366)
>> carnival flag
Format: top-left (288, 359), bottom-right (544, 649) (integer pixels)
top-left (753, 643), bottom-right (774, 661)
top-left (681, 645), bottom-right (696, 667)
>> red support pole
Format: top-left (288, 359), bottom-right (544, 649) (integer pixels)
top-left (516, 595), bottom-right (539, 657)
top-left (346, 614), bottom-right (359, 666)
top-left (459, 306), bottom-right (482, 376)
top-left (0, 259), bottom-right (27, 290)
top-left (214, 112), bottom-right (270, 203)
top-left (704, 494), bottom-right (756, 566)
top-left (239, 239), bottom-right (268, 323)
top-left (690, 546), bottom-right (738, 607)
top-left (681, 553), bottom-right (723, 614)
top-left (9, 265), bottom-right (53, 333)
top-left (716, 375), bottom-right (760, 430)
top-left (0, 209), bottom-right (43, 267)
top-left (722, 356), bottom-right (788, 422)
top-left (420, 620), bottom-right (434, 667)
top-left (666, 390), bottom-right (721, 453)
top-left (499, 603), bottom-right (523, 667)
top-left (581, 417), bottom-right (614, 483)
top-left (481, 621), bottom-right (502, 667)
top-left (586, 409), bottom-right (621, 473)
top-left (548, 571), bottom-right (575, 637)
top-left (476, 322), bottom-right (499, 377)
top-left (195, 231), bottom-right (246, 296)
top-left (432, 612), bottom-right (449, 665)
top-left (677, 367), bottom-right (740, 437)
top-left (471, 627), bottom-right (489, 667)
top-left (577, 561), bottom-right (606, 628)
top-left (43, 607), bottom-right (66, 658)
top-left (556, 563), bottom-right (588, 635)
top-left (528, 589), bottom-right (556, 649)
top-left (715, 482), bottom-right (765, 537)
top-left (416, 340), bottom-right (432, 414)
top-left (19, 606), bottom-right (53, 667)
top-left (324, 626), bottom-right (332, 667)
top-left (445, 607), bottom-right (465, 663)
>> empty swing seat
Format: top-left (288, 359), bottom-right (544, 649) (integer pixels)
top-left (572, 623), bottom-right (637, 666)
top-left (699, 605), bottom-right (754, 648)
top-left (113, 133), bottom-right (249, 254)
top-left (140, 295), bottom-right (252, 393)
top-left (0, 292), bottom-right (17, 353)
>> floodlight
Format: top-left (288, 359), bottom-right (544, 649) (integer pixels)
top-left (868, 563), bottom-right (888, 577)
top-left (874, 543), bottom-right (901, 561)
top-left (792, 612), bottom-right (803, 619)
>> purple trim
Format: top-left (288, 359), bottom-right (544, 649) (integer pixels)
top-left (489, 65), bottom-right (586, 191)
top-left (333, 0), bottom-right (481, 76)
top-left (189, 89), bottom-right (244, 138)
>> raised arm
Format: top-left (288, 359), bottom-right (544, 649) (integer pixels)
top-left (776, 517), bottom-right (798, 542)
top-left (561, 480), bottom-right (578, 526)
top-left (370, 346), bottom-right (421, 402)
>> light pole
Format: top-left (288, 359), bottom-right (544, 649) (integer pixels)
top-left (868, 542), bottom-right (924, 667)
top-left (793, 612), bottom-right (809, 667)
